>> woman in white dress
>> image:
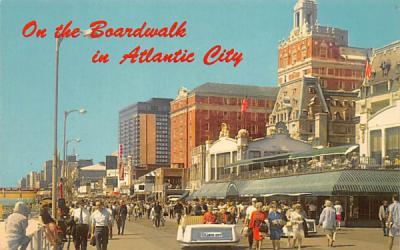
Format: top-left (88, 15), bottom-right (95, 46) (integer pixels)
top-left (290, 204), bottom-right (305, 250)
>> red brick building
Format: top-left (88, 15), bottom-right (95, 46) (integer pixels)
top-left (267, 0), bottom-right (371, 146)
top-left (170, 83), bottom-right (278, 168)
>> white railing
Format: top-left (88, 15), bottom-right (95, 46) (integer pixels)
top-left (28, 223), bottom-right (52, 250)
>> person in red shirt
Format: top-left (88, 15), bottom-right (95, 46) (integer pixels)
top-left (249, 202), bottom-right (266, 250)
top-left (203, 207), bottom-right (216, 224)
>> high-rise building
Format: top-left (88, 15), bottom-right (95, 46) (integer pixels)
top-left (119, 98), bottom-right (172, 169)
top-left (267, 0), bottom-right (370, 146)
top-left (170, 82), bottom-right (278, 168)
top-left (29, 171), bottom-right (40, 189)
top-left (43, 160), bottom-right (52, 188)
top-left (26, 174), bottom-right (30, 189)
top-left (19, 177), bottom-right (27, 189)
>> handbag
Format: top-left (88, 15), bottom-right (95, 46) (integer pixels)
top-left (241, 226), bottom-right (249, 237)
top-left (90, 236), bottom-right (96, 246)
top-left (259, 222), bottom-right (269, 233)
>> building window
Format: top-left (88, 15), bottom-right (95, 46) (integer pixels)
top-left (249, 151), bottom-right (261, 158)
top-left (295, 12), bottom-right (300, 28)
top-left (320, 44), bottom-right (328, 58)
top-left (370, 130), bottom-right (382, 164)
top-left (386, 127), bottom-right (400, 160)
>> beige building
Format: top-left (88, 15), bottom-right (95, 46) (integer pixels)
top-left (356, 41), bottom-right (400, 165)
top-left (267, 0), bottom-right (370, 147)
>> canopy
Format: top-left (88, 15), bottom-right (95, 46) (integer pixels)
top-left (238, 169), bottom-right (400, 197)
top-left (191, 182), bottom-right (239, 199)
top-left (289, 145), bottom-right (359, 159)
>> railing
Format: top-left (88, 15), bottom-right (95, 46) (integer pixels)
top-left (28, 223), bottom-right (52, 250)
top-left (219, 162), bottom-right (400, 181)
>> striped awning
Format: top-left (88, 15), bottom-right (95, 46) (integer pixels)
top-left (239, 170), bottom-right (400, 197)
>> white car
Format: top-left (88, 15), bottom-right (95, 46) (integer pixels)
top-left (176, 215), bottom-right (241, 248)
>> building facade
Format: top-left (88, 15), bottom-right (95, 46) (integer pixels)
top-left (267, 0), bottom-right (370, 146)
top-left (356, 41), bottom-right (400, 165)
top-left (119, 98), bottom-right (172, 169)
top-left (170, 82), bottom-right (278, 168)
top-left (203, 124), bottom-right (312, 182)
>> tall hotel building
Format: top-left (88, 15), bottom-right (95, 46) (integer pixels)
top-left (170, 82), bottom-right (278, 168)
top-left (267, 0), bottom-right (370, 146)
top-left (119, 98), bottom-right (172, 169)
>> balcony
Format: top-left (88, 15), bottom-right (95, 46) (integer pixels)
top-left (219, 159), bottom-right (400, 182)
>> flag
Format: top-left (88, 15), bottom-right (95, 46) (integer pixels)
top-left (241, 97), bottom-right (248, 113)
top-left (364, 55), bottom-right (372, 80)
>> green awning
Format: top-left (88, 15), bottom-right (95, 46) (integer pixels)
top-left (289, 145), bottom-right (359, 159)
top-left (238, 169), bottom-right (400, 197)
top-left (192, 182), bottom-right (238, 199)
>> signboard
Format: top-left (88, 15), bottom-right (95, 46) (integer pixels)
top-left (119, 161), bottom-right (124, 180)
top-left (118, 144), bottom-right (123, 159)
top-left (191, 227), bottom-right (233, 241)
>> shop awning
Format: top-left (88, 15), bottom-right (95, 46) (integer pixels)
top-left (238, 169), bottom-right (400, 197)
top-left (191, 182), bottom-right (239, 199)
top-left (289, 145), bottom-right (359, 159)
top-left (178, 190), bottom-right (190, 200)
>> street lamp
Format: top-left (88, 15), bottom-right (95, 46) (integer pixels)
top-left (51, 29), bottom-right (92, 218)
top-left (62, 109), bottom-right (86, 179)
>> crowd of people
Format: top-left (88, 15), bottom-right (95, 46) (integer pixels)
top-left (2, 194), bottom-right (400, 250)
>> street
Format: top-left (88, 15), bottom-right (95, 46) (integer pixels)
top-left (85, 218), bottom-right (399, 250)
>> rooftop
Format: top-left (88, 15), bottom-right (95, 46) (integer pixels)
top-left (190, 82), bottom-right (279, 98)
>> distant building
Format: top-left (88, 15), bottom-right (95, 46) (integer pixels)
top-left (43, 160), bottom-right (52, 188)
top-left (170, 83), bottom-right (278, 168)
top-left (189, 145), bottom-right (206, 191)
top-left (106, 155), bottom-right (118, 170)
top-left (119, 98), bottom-right (172, 170)
top-left (29, 171), bottom-right (40, 189)
top-left (19, 177), bottom-right (27, 189)
top-left (26, 174), bottom-right (30, 189)
top-left (356, 41), bottom-right (400, 165)
top-left (267, 0), bottom-right (370, 147)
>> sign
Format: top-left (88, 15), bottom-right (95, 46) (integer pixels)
top-left (118, 144), bottom-right (123, 159)
top-left (119, 161), bottom-right (124, 180)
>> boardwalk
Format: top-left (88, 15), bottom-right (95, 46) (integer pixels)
top-left (85, 218), bottom-right (399, 250)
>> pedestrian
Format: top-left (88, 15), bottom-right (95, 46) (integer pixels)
top-left (5, 201), bottom-right (31, 250)
top-left (39, 203), bottom-right (58, 246)
top-left (73, 199), bottom-right (90, 250)
top-left (334, 200), bottom-right (343, 230)
top-left (379, 200), bottom-right (389, 237)
top-left (284, 205), bottom-right (294, 248)
top-left (90, 201), bottom-right (111, 250)
top-left (153, 202), bottom-right (162, 228)
top-left (268, 201), bottom-right (284, 250)
top-left (245, 198), bottom-right (257, 249)
top-left (174, 201), bottom-right (184, 225)
top-left (249, 202), bottom-right (266, 250)
top-left (388, 194), bottom-right (400, 250)
top-left (291, 204), bottom-right (305, 250)
top-left (116, 200), bottom-right (127, 235)
top-left (308, 202), bottom-right (317, 219)
top-left (203, 206), bottom-right (217, 224)
top-left (145, 203), bottom-right (151, 220)
top-left (319, 200), bottom-right (337, 247)
top-left (194, 200), bottom-right (203, 216)
top-left (106, 204), bottom-right (114, 239)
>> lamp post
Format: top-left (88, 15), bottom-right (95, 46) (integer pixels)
top-left (51, 29), bottom-right (92, 218)
top-left (63, 138), bottom-right (81, 201)
top-left (62, 109), bottom-right (86, 179)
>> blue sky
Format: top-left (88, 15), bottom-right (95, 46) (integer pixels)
top-left (0, 0), bottom-right (399, 186)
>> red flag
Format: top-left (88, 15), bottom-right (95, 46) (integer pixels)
top-left (365, 56), bottom-right (372, 80)
top-left (241, 98), bottom-right (248, 113)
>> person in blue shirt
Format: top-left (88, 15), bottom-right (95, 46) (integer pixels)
top-left (268, 201), bottom-right (284, 250)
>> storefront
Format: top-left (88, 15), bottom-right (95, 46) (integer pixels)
top-left (194, 169), bottom-right (400, 227)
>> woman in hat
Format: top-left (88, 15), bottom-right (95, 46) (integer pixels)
top-left (5, 201), bottom-right (31, 250)
top-left (319, 200), bottom-right (337, 247)
top-left (249, 202), bottom-right (266, 250)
